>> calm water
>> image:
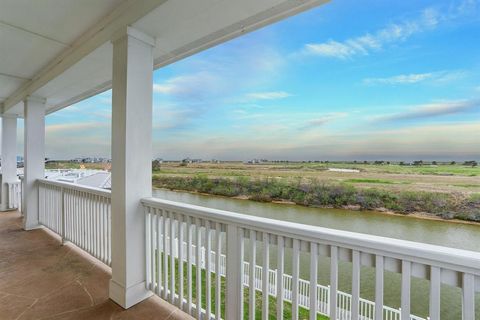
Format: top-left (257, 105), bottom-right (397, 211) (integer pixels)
top-left (152, 188), bottom-right (480, 319)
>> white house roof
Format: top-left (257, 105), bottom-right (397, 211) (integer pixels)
top-left (0, 0), bottom-right (328, 117)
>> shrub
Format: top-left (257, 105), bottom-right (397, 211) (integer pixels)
top-left (152, 175), bottom-right (477, 220)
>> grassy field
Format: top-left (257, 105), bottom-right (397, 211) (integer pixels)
top-left (149, 162), bottom-right (480, 195)
top-left (46, 161), bottom-right (480, 222)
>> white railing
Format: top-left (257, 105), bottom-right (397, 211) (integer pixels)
top-left (6, 180), bottom-right (21, 210)
top-left (143, 197), bottom-right (480, 320)
top-left (38, 179), bottom-right (111, 266)
top-left (149, 235), bottom-right (427, 320)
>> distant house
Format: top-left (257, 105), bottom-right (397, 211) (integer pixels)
top-left (70, 157), bottom-right (111, 163)
top-left (245, 158), bottom-right (268, 164)
top-left (182, 158), bottom-right (202, 164)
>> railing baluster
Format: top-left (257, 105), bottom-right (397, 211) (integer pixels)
top-left (401, 260), bottom-right (411, 320)
top-left (375, 255), bottom-right (384, 320)
top-left (187, 215), bottom-right (193, 314)
top-left (145, 206), bottom-right (151, 290)
top-left (195, 217), bottom-right (202, 319)
top-left (99, 195), bottom-right (102, 259)
top-left (91, 194), bottom-right (95, 255)
top-left (103, 197), bottom-right (108, 264)
top-left (330, 245), bottom-right (338, 320)
top-left (215, 222), bottom-right (222, 320)
top-left (162, 210), bottom-right (169, 300)
top-left (169, 211), bottom-right (175, 305)
top-left (150, 206), bottom-right (156, 292)
top-left (292, 238), bottom-right (300, 320)
top-left (429, 266), bottom-right (441, 320)
top-left (78, 191), bottom-right (82, 249)
top-left (107, 198), bottom-right (111, 266)
top-left (309, 242), bottom-right (318, 320)
top-left (462, 273), bottom-right (475, 320)
top-left (155, 208), bottom-right (162, 296)
top-left (352, 250), bottom-right (361, 320)
top-left (178, 213), bottom-right (184, 309)
top-left (76, 191), bottom-right (80, 247)
top-left (249, 229), bottom-right (256, 320)
top-left (95, 194), bottom-right (99, 258)
top-left (205, 220), bottom-right (212, 319)
top-left (73, 190), bottom-right (77, 244)
top-left (262, 232), bottom-right (270, 320)
top-left (277, 235), bottom-right (285, 320)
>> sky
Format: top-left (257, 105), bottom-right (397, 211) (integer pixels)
top-left (38, 0), bottom-right (480, 161)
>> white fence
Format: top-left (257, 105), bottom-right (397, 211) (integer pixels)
top-left (143, 197), bottom-right (480, 320)
top-left (38, 179), bottom-right (111, 266)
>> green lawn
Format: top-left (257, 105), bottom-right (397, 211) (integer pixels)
top-left (155, 252), bottom-right (328, 319)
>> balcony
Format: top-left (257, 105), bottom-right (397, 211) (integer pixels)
top-left (0, 1), bottom-right (479, 320)
top-left (1, 179), bottom-right (478, 319)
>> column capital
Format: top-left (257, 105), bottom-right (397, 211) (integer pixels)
top-left (0, 113), bottom-right (20, 119)
top-left (24, 95), bottom-right (47, 105)
top-left (112, 26), bottom-right (155, 47)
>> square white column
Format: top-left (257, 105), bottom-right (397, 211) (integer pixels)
top-left (109, 26), bottom-right (155, 309)
top-left (0, 115), bottom-right (18, 211)
top-left (23, 96), bottom-right (46, 230)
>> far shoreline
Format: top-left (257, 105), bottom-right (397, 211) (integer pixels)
top-left (153, 187), bottom-right (480, 227)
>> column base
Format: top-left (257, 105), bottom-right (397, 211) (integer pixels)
top-left (0, 206), bottom-right (17, 212)
top-left (109, 279), bottom-right (152, 309)
top-left (23, 221), bottom-right (42, 231)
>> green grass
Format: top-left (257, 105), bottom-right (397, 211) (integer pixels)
top-left (344, 178), bottom-right (410, 185)
top-left (453, 184), bottom-right (480, 188)
top-left (155, 252), bottom-right (328, 319)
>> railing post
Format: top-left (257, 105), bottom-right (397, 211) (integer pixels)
top-left (225, 224), bottom-right (243, 319)
top-left (61, 187), bottom-right (66, 245)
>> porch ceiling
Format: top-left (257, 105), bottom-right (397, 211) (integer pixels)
top-left (0, 0), bottom-right (329, 117)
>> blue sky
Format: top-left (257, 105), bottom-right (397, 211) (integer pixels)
top-left (43, 0), bottom-right (480, 161)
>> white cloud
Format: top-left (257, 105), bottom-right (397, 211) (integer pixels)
top-left (153, 72), bottom-right (223, 100)
top-left (371, 99), bottom-right (479, 122)
top-left (46, 122), bottom-right (108, 133)
top-left (304, 112), bottom-right (348, 127)
top-left (246, 91), bottom-right (291, 100)
top-left (304, 41), bottom-right (357, 59)
top-left (302, 1), bottom-right (476, 59)
top-left (363, 70), bottom-right (466, 85)
top-left (364, 73), bottom-right (434, 85)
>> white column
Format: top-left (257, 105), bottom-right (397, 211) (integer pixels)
top-left (23, 96), bottom-right (45, 230)
top-left (0, 115), bottom-right (18, 211)
top-left (109, 26), bottom-right (155, 309)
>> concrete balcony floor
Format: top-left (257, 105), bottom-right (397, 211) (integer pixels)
top-left (0, 211), bottom-right (193, 320)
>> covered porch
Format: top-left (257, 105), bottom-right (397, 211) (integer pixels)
top-left (0, 1), bottom-right (479, 320)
